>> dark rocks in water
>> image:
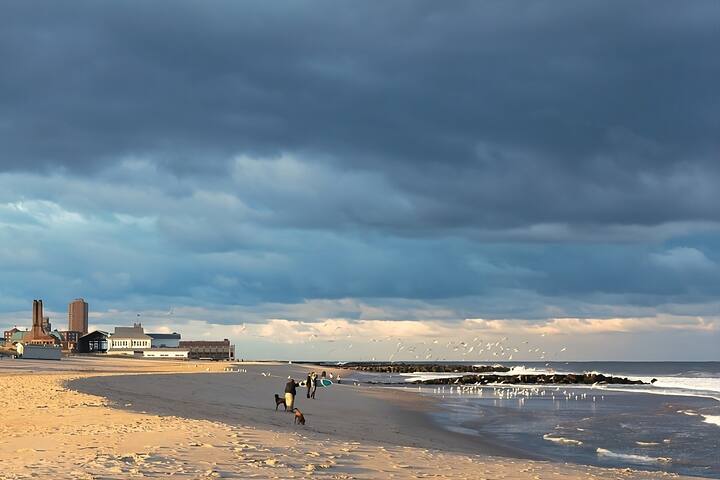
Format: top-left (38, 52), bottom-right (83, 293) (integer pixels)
top-left (411, 372), bottom-right (645, 386)
top-left (331, 363), bottom-right (646, 386)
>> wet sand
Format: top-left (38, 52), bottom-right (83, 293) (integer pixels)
top-left (70, 364), bottom-right (532, 459)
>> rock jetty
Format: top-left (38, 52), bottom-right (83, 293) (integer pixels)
top-left (409, 372), bottom-right (645, 386)
top-left (330, 363), bottom-right (646, 386)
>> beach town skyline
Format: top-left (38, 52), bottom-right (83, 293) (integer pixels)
top-left (0, 296), bottom-right (716, 361)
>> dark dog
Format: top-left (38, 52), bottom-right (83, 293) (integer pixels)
top-left (274, 394), bottom-right (287, 411)
top-left (293, 408), bottom-right (305, 425)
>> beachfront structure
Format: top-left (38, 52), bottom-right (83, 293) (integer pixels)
top-left (73, 324), bottom-right (234, 361)
top-left (25, 300), bottom-right (59, 346)
top-left (56, 330), bottom-right (82, 351)
top-left (179, 339), bottom-right (235, 361)
top-left (41, 316), bottom-right (51, 333)
top-left (68, 298), bottom-right (89, 334)
top-left (148, 332), bottom-right (181, 348)
top-left (4, 327), bottom-right (22, 344)
top-left (21, 344), bottom-right (62, 360)
top-left (78, 330), bottom-right (109, 353)
top-left (142, 348), bottom-right (189, 358)
top-left (8, 329), bottom-right (29, 344)
top-left (108, 323), bottom-right (151, 350)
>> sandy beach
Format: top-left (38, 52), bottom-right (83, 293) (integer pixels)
top-left (0, 357), bottom-right (707, 479)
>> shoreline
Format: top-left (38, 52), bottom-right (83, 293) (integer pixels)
top-left (0, 357), bottom-right (712, 479)
top-left (69, 368), bottom-right (536, 459)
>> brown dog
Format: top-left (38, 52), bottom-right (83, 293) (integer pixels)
top-left (293, 408), bottom-right (305, 425)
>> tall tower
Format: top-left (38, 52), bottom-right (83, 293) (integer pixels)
top-left (68, 298), bottom-right (89, 334)
top-left (27, 299), bottom-right (56, 345)
top-left (31, 299), bottom-right (44, 335)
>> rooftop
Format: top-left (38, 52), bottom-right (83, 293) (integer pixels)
top-left (112, 326), bottom-right (151, 340)
top-left (148, 333), bottom-right (181, 339)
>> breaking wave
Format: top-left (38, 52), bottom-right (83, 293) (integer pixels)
top-left (543, 434), bottom-right (583, 446)
top-left (596, 448), bottom-right (671, 464)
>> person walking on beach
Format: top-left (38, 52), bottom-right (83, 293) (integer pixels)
top-left (306, 372), bottom-right (312, 398)
top-left (310, 372), bottom-right (318, 399)
top-left (285, 377), bottom-right (298, 411)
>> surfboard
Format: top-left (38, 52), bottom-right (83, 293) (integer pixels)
top-left (318, 378), bottom-right (333, 387)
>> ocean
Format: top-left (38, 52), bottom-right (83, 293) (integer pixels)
top-left (341, 361), bottom-right (720, 478)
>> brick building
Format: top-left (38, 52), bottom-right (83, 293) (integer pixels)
top-left (178, 339), bottom-right (235, 360)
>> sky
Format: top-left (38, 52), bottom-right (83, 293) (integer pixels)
top-left (1, 1), bottom-right (719, 360)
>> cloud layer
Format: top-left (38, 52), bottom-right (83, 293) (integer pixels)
top-left (1, 1), bottom-right (719, 359)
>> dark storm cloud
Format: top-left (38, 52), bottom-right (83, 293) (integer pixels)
top-left (2, 0), bottom-right (720, 352)
top-left (2, 1), bottom-right (720, 232)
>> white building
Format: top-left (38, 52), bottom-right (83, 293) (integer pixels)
top-left (142, 348), bottom-right (189, 359)
top-left (108, 324), bottom-right (151, 351)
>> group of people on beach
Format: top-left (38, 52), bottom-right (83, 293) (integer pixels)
top-left (283, 370), bottom-right (341, 411)
top-left (306, 371), bottom-right (319, 399)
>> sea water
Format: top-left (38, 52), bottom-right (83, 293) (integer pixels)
top-left (346, 361), bottom-right (720, 478)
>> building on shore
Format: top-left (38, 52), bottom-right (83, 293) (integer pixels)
top-left (4, 327), bottom-right (23, 344)
top-left (42, 316), bottom-right (51, 333)
top-left (148, 332), bottom-right (181, 348)
top-left (21, 344), bottom-right (62, 360)
top-left (77, 330), bottom-right (109, 353)
top-left (51, 330), bottom-right (82, 351)
top-left (179, 339), bottom-right (235, 361)
top-left (7, 329), bottom-right (30, 345)
top-left (76, 324), bottom-right (234, 361)
top-left (25, 300), bottom-right (59, 346)
top-left (141, 348), bottom-right (189, 359)
top-left (68, 298), bottom-right (89, 335)
top-left (108, 323), bottom-right (151, 351)
top-left (77, 330), bottom-right (189, 358)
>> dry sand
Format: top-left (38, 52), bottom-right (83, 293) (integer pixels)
top-left (0, 356), bottom-right (706, 479)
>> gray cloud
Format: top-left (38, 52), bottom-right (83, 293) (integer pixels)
top-left (2, 1), bottom-right (719, 232)
top-left (1, 1), bottom-right (720, 361)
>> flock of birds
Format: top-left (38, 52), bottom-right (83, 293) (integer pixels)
top-left (153, 310), bottom-right (567, 366)
top-left (425, 385), bottom-right (606, 404)
top-left (305, 331), bottom-right (569, 366)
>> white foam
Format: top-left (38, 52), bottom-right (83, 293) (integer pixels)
top-left (597, 385), bottom-right (720, 403)
top-left (702, 415), bottom-right (720, 427)
top-left (635, 441), bottom-right (660, 447)
top-left (543, 434), bottom-right (583, 446)
top-left (472, 365), bottom-right (563, 376)
top-left (569, 371), bottom-right (720, 401)
top-left (596, 448), bottom-right (671, 464)
top-left (400, 373), bottom-right (464, 382)
top-left (639, 376), bottom-right (720, 395)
